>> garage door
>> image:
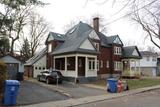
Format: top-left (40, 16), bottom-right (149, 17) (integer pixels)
top-left (6, 63), bottom-right (19, 80)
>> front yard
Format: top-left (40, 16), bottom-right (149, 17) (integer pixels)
top-left (92, 78), bottom-right (160, 90)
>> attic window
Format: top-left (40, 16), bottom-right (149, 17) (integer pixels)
top-left (57, 34), bottom-right (61, 37)
top-left (69, 28), bottom-right (76, 34)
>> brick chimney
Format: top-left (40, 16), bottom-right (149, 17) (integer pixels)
top-left (93, 17), bottom-right (99, 32)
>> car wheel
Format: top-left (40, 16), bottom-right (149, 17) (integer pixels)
top-left (46, 78), bottom-right (50, 84)
top-left (37, 77), bottom-right (40, 81)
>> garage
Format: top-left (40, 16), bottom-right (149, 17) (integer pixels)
top-left (6, 63), bottom-right (19, 79)
top-left (0, 55), bottom-right (24, 80)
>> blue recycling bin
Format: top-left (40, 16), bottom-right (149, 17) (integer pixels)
top-left (107, 78), bottom-right (118, 93)
top-left (3, 80), bottom-right (20, 106)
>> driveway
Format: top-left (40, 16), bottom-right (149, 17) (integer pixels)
top-left (28, 79), bottom-right (107, 99)
top-left (17, 81), bottom-right (69, 106)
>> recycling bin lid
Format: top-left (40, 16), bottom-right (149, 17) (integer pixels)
top-left (107, 78), bottom-right (117, 81)
top-left (5, 80), bottom-right (20, 85)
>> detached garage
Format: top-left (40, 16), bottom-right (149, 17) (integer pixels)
top-left (0, 55), bottom-right (24, 80)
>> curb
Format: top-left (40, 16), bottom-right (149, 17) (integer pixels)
top-left (21, 85), bottom-right (160, 107)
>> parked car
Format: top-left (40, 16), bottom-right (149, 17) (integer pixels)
top-left (37, 69), bottom-right (63, 84)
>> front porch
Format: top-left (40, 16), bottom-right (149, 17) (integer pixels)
top-left (122, 59), bottom-right (141, 77)
top-left (54, 54), bottom-right (97, 82)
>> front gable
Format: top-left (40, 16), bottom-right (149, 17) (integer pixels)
top-left (132, 49), bottom-right (139, 56)
top-left (0, 55), bottom-right (20, 63)
top-left (89, 30), bottom-right (100, 40)
top-left (79, 39), bottom-right (95, 50)
top-left (113, 36), bottom-right (123, 45)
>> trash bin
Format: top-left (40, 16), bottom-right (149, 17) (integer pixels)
top-left (3, 80), bottom-right (20, 106)
top-left (16, 72), bottom-right (24, 81)
top-left (107, 78), bottom-right (118, 93)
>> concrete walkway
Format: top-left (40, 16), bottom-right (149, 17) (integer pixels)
top-left (21, 84), bottom-right (160, 107)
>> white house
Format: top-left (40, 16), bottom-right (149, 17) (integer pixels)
top-left (24, 48), bottom-right (47, 78)
top-left (0, 55), bottom-right (24, 79)
top-left (131, 51), bottom-right (158, 77)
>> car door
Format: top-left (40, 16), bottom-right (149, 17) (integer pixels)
top-left (40, 72), bottom-right (46, 81)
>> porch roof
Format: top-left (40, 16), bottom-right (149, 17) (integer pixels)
top-left (122, 46), bottom-right (142, 59)
top-left (25, 47), bottom-right (47, 66)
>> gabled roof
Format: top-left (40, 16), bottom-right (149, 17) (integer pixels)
top-left (45, 32), bottom-right (65, 43)
top-left (52, 22), bottom-right (98, 55)
top-left (0, 54), bottom-right (24, 63)
top-left (98, 32), bottom-right (110, 47)
top-left (140, 51), bottom-right (158, 57)
top-left (25, 48), bottom-right (47, 66)
top-left (122, 46), bottom-right (142, 59)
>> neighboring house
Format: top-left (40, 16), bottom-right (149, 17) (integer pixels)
top-left (25, 17), bottom-right (141, 82)
top-left (0, 55), bottom-right (24, 80)
top-left (24, 48), bottom-right (47, 78)
top-left (131, 51), bottom-right (158, 77)
top-left (157, 58), bottom-right (160, 76)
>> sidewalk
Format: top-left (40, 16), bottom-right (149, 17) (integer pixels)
top-left (21, 84), bottom-right (160, 107)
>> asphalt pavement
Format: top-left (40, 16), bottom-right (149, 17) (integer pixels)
top-left (75, 89), bottom-right (160, 107)
top-left (17, 81), bottom-right (68, 106)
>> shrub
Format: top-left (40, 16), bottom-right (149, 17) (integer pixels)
top-left (0, 60), bottom-right (7, 93)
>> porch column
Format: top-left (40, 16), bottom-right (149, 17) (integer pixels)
top-left (65, 57), bottom-right (67, 72)
top-left (75, 55), bottom-right (78, 78)
top-left (95, 57), bottom-right (97, 73)
top-left (134, 60), bottom-right (136, 72)
top-left (85, 57), bottom-right (88, 77)
top-left (53, 57), bottom-right (55, 69)
top-left (138, 60), bottom-right (141, 75)
top-left (129, 59), bottom-right (132, 76)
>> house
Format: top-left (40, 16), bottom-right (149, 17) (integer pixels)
top-left (25, 17), bottom-right (141, 82)
top-left (0, 55), bottom-right (24, 80)
top-left (24, 48), bottom-right (47, 78)
top-left (131, 51), bottom-right (158, 77)
top-left (157, 57), bottom-right (160, 76)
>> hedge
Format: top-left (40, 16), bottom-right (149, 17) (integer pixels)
top-left (0, 60), bottom-right (7, 93)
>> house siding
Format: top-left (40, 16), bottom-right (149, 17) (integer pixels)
top-left (98, 47), bottom-right (111, 74)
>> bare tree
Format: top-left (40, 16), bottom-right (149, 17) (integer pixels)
top-left (131, 0), bottom-right (160, 49)
top-left (28, 12), bottom-right (50, 56)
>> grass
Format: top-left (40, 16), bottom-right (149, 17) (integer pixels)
top-left (126, 78), bottom-right (160, 89)
top-left (92, 78), bottom-right (160, 90)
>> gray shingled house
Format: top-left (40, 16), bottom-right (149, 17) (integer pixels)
top-left (25, 18), bottom-right (142, 82)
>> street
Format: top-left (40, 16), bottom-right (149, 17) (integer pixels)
top-left (75, 89), bottom-right (160, 107)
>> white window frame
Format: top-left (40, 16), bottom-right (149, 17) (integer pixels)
top-left (97, 60), bottom-right (99, 70)
top-left (146, 57), bottom-right (150, 61)
top-left (106, 60), bottom-right (109, 68)
top-left (88, 58), bottom-right (95, 70)
top-left (48, 43), bottom-right (52, 52)
top-left (100, 60), bottom-right (103, 68)
top-left (95, 43), bottom-right (99, 51)
top-left (114, 61), bottom-right (122, 71)
top-left (114, 46), bottom-right (121, 55)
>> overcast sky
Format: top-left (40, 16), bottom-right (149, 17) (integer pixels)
top-left (36, 0), bottom-right (159, 51)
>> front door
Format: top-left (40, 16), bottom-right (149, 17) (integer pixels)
top-left (78, 57), bottom-right (85, 76)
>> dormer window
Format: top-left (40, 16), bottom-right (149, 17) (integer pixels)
top-left (48, 43), bottom-right (52, 52)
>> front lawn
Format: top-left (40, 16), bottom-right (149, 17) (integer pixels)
top-left (126, 78), bottom-right (160, 89)
top-left (92, 78), bottom-right (160, 90)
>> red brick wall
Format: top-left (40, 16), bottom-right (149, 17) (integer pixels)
top-left (46, 40), bottom-right (63, 69)
top-left (98, 47), bottom-right (112, 74)
top-left (98, 44), bottom-right (123, 75)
